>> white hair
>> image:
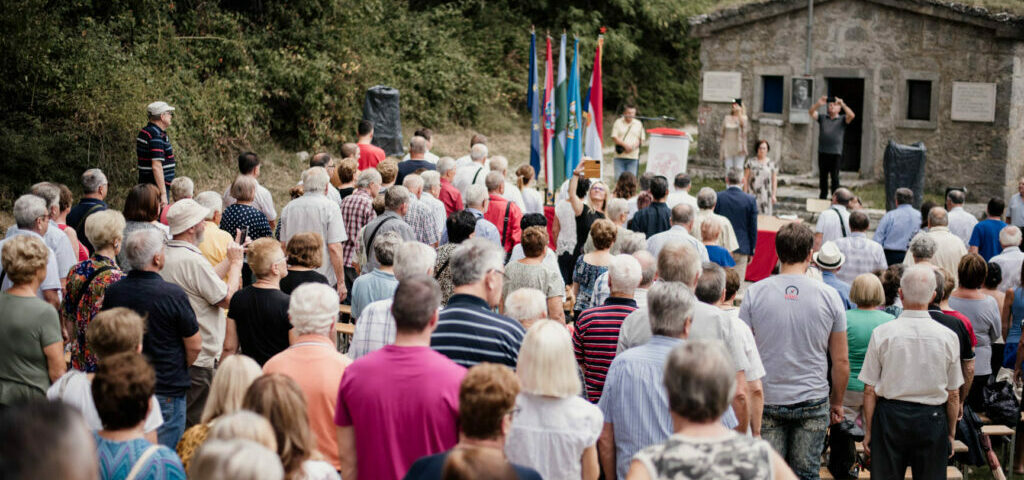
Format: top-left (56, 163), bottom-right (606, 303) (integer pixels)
top-left (470, 143), bottom-right (488, 162)
top-left (615, 232), bottom-right (647, 255)
top-left (195, 191), bottom-right (223, 220)
top-left (464, 184), bottom-right (489, 208)
top-left (170, 177), bottom-right (194, 202)
top-left (355, 168), bottom-right (382, 189)
top-left (606, 198), bottom-right (629, 221)
top-left (1001, 226), bottom-right (1022, 247)
top-left (908, 234), bottom-right (936, 261)
top-left (648, 281), bottom-right (695, 337)
top-left (634, 250), bottom-right (657, 287)
top-left (12, 194), bottom-right (47, 228)
top-left (402, 174), bottom-right (424, 193)
top-left (288, 282), bottom-right (339, 336)
top-left (125, 228), bottom-right (165, 272)
top-left (451, 238), bottom-right (505, 287)
top-left (409, 136), bottom-right (428, 154)
top-left (301, 167), bottom-right (329, 195)
top-left (30, 182), bottom-right (60, 210)
top-left (421, 170), bottom-right (441, 190)
top-left (516, 320), bottom-right (582, 398)
top-left (608, 254), bottom-right (642, 294)
top-left (504, 288), bottom-right (547, 324)
top-left (901, 265), bottom-right (937, 306)
top-left (189, 439), bottom-right (284, 480)
top-left (82, 168), bottom-right (108, 194)
top-left (384, 185), bottom-right (410, 211)
top-left (393, 241), bottom-right (437, 281)
top-left (489, 155), bottom-right (508, 174)
top-left (437, 157), bottom-right (457, 175)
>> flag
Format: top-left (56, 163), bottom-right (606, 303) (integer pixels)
top-left (542, 36), bottom-right (555, 194)
top-left (565, 37), bottom-right (582, 175)
top-left (553, 34), bottom-right (568, 191)
top-left (583, 35), bottom-right (604, 165)
top-left (527, 29), bottom-right (542, 175)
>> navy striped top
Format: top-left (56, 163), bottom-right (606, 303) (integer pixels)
top-left (572, 297), bottom-right (638, 403)
top-left (136, 123), bottom-right (175, 187)
top-left (432, 294), bottom-right (526, 368)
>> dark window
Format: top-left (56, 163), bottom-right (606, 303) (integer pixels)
top-left (907, 80), bottom-right (932, 121)
top-left (761, 76), bottom-right (783, 114)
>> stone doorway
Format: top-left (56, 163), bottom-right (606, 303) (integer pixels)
top-left (825, 77), bottom-right (864, 172)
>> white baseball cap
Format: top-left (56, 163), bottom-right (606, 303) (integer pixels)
top-left (146, 101), bottom-right (176, 116)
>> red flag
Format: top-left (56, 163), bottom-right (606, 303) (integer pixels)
top-left (542, 36), bottom-right (555, 193)
top-left (584, 36), bottom-right (604, 162)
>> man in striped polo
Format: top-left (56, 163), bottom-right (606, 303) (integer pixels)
top-left (572, 254), bottom-right (642, 403)
top-left (431, 238), bottom-right (525, 368)
top-left (136, 101), bottom-right (177, 205)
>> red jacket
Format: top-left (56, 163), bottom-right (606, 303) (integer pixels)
top-left (439, 179), bottom-right (463, 216)
top-left (484, 193), bottom-right (522, 253)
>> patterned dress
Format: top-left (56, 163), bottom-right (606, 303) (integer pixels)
top-left (634, 431), bottom-right (773, 479)
top-left (572, 256), bottom-right (609, 318)
top-left (434, 243), bottom-right (458, 306)
top-left (63, 255), bottom-right (124, 372)
top-left (745, 158), bottom-right (777, 216)
top-left (96, 434), bottom-right (186, 480)
top-left (220, 203), bottom-right (272, 240)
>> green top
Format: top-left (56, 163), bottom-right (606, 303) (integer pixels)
top-left (0, 292), bottom-right (62, 406)
top-left (846, 308), bottom-right (895, 392)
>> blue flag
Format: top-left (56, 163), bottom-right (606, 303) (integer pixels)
top-left (528, 30), bottom-right (542, 175)
top-left (565, 37), bottom-right (582, 175)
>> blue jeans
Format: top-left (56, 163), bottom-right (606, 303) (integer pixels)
top-left (156, 394), bottom-right (186, 449)
top-left (614, 157), bottom-right (638, 178)
top-left (761, 398), bottom-right (829, 480)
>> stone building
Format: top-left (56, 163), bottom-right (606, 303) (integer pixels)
top-left (689, 0), bottom-right (1024, 198)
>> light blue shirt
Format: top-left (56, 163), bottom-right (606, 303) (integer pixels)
top-left (466, 207), bottom-right (502, 246)
top-left (349, 269), bottom-right (397, 319)
top-left (873, 204), bottom-right (921, 251)
top-left (646, 225), bottom-right (710, 262)
top-left (822, 271), bottom-right (854, 310)
top-left (598, 335), bottom-right (738, 480)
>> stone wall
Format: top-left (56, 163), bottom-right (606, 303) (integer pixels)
top-left (693, 0), bottom-right (1022, 201)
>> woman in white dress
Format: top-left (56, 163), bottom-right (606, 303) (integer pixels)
top-left (516, 164), bottom-right (544, 215)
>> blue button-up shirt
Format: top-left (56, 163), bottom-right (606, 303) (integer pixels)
top-left (873, 204), bottom-right (921, 251)
top-left (597, 335), bottom-right (738, 479)
top-left (822, 270), bottom-right (854, 310)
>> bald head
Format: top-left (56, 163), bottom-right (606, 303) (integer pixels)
top-left (927, 207), bottom-right (948, 227)
top-left (833, 188), bottom-right (854, 206)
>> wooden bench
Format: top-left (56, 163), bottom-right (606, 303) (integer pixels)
top-left (819, 466), bottom-right (962, 479)
top-left (981, 424), bottom-right (1015, 437)
top-left (335, 322), bottom-right (355, 336)
top-left (855, 441), bottom-right (968, 454)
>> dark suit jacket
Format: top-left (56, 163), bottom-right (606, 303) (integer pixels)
top-left (715, 186), bottom-right (758, 255)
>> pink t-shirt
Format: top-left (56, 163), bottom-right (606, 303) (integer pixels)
top-left (334, 345), bottom-right (466, 480)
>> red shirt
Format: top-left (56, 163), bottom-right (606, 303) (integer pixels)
top-left (438, 178), bottom-right (463, 216)
top-left (484, 193), bottom-right (522, 253)
top-left (943, 309), bottom-right (978, 347)
top-left (357, 143), bottom-right (386, 171)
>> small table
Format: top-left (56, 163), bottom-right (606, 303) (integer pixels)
top-left (745, 215), bottom-right (802, 283)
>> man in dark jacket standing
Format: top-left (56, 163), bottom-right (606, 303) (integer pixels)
top-left (628, 176), bottom-right (671, 238)
top-left (715, 168), bottom-right (758, 281)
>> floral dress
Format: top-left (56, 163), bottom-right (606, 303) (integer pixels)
top-left (573, 256), bottom-right (609, 318)
top-left (63, 255), bottom-right (124, 372)
top-left (745, 158), bottom-right (777, 216)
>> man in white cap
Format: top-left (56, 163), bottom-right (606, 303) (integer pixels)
top-left (161, 198), bottom-right (244, 426)
top-left (137, 101), bottom-right (177, 205)
top-left (815, 241), bottom-right (853, 310)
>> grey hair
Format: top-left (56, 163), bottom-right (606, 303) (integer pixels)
top-left (901, 265), bottom-right (937, 306)
top-left (82, 168), bottom-right (108, 194)
top-left (485, 171), bottom-right (504, 192)
top-left (464, 184), bottom-right (489, 208)
top-left (489, 155), bottom-right (508, 174)
top-left (125, 228), bottom-right (165, 272)
top-left (504, 288), bottom-right (547, 324)
top-left (372, 231), bottom-right (402, 267)
top-left (895, 187), bottom-right (914, 205)
top-left (615, 232), bottom-right (647, 255)
top-left (608, 254), bottom-right (642, 294)
top-left (12, 194), bottom-right (47, 228)
top-left (606, 198), bottom-right (629, 221)
top-left (664, 341), bottom-right (737, 422)
top-left (470, 143), bottom-right (488, 162)
top-left (421, 171), bottom-right (441, 190)
top-left (671, 204), bottom-right (694, 225)
top-left (908, 234), bottom-right (936, 261)
top-left (694, 262), bottom-right (726, 304)
top-left (634, 250), bottom-right (657, 287)
top-left (30, 182), bottom-right (60, 209)
top-left (402, 174), bottom-right (424, 193)
top-left (697, 187), bottom-right (717, 209)
top-left (450, 238), bottom-right (505, 287)
top-left (356, 168), bottom-right (382, 189)
top-left (409, 135), bottom-right (428, 154)
top-left (1001, 226), bottom-right (1023, 247)
top-left (437, 157), bottom-right (457, 175)
top-left (195, 191), bottom-right (224, 220)
top-left (947, 189), bottom-right (966, 205)
top-left (301, 167), bottom-right (329, 194)
top-left (189, 439), bottom-right (284, 480)
top-left (725, 168), bottom-right (743, 185)
top-left (288, 282), bottom-right (339, 336)
top-left (394, 241), bottom-right (437, 281)
top-left (647, 281), bottom-right (696, 337)
top-left (170, 177), bottom-right (194, 202)
top-left (927, 207), bottom-right (948, 227)
top-left (384, 185), bottom-right (410, 211)
top-left (657, 241), bottom-right (702, 287)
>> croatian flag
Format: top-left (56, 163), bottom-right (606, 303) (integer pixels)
top-left (583, 35), bottom-right (604, 164)
top-left (527, 29), bottom-right (542, 176)
top-left (542, 36), bottom-right (555, 194)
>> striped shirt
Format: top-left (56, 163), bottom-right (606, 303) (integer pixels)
top-left (136, 123), bottom-right (175, 186)
top-left (431, 293), bottom-right (525, 368)
top-left (572, 297), bottom-right (639, 403)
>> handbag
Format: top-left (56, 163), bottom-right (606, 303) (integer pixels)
top-left (826, 419), bottom-right (863, 479)
top-left (984, 376), bottom-right (1020, 427)
top-left (614, 121), bottom-right (637, 155)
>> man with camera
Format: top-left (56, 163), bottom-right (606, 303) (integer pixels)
top-left (611, 104), bottom-right (646, 178)
top-left (809, 96), bottom-right (856, 199)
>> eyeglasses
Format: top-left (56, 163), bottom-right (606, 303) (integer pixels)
top-left (487, 267), bottom-right (507, 280)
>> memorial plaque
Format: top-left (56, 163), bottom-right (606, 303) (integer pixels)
top-left (951, 82), bottom-right (996, 123)
top-left (702, 71), bottom-right (742, 103)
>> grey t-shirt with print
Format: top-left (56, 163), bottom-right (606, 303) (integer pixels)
top-left (740, 274), bottom-right (847, 405)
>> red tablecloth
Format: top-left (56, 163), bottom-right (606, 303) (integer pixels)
top-left (745, 229), bottom-right (778, 282)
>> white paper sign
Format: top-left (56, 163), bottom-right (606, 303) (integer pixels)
top-left (645, 134), bottom-right (691, 180)
top-left (702, 71), bottom-right (742, 103)
top-left (951, 82), bottom-right (996, 122)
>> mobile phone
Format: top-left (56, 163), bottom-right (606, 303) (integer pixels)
top-left (237, 225), bottom-right (248, 243)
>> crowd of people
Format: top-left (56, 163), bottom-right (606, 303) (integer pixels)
top-left (1, 100), bottom-right (1023, 480)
